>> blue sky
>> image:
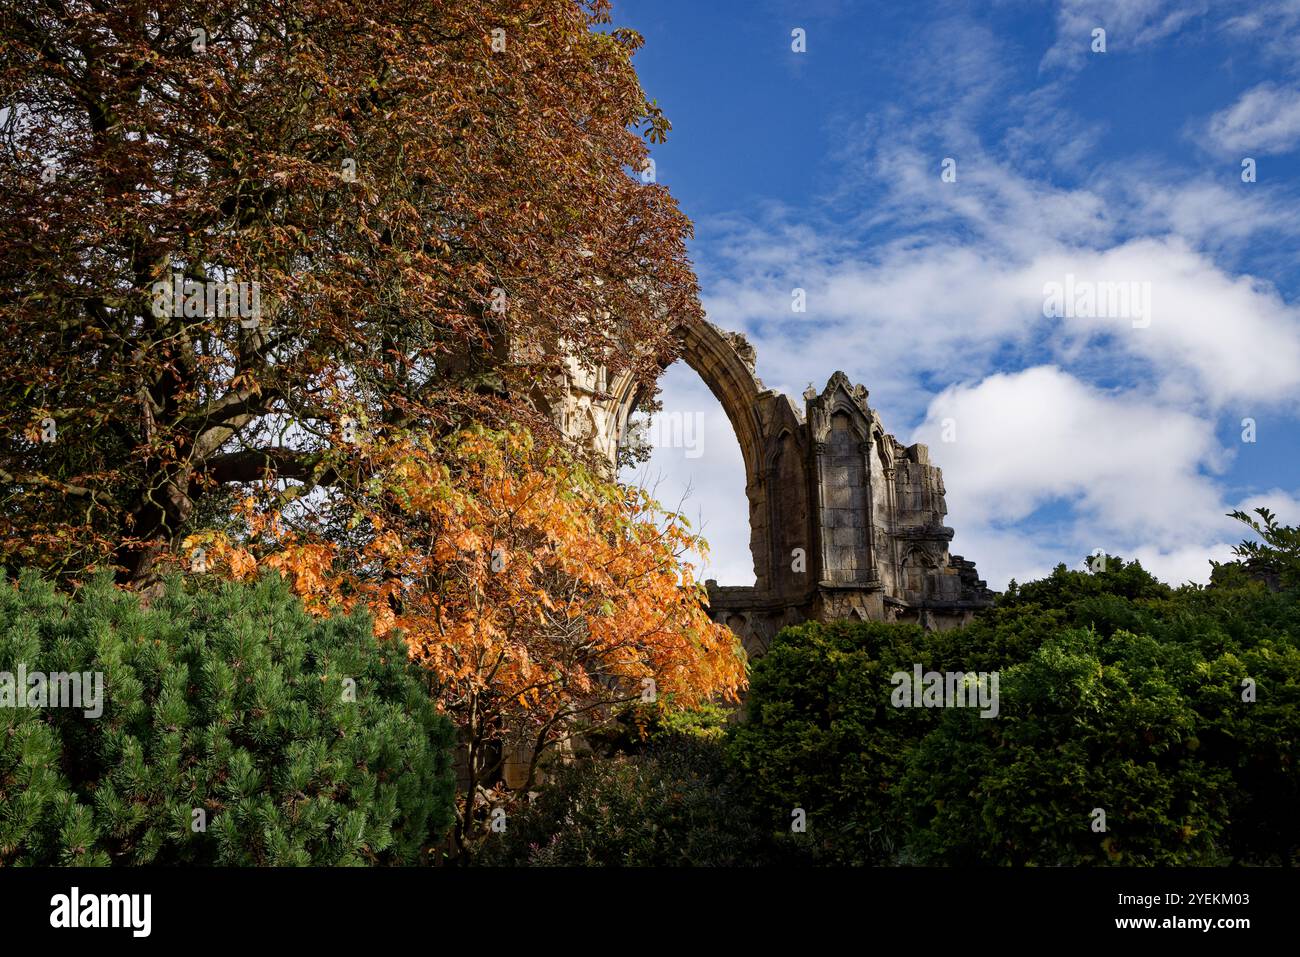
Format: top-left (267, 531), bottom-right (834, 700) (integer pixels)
top-left (614, 0), bottom-right (1300, 590)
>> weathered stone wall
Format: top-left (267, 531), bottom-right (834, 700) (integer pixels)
top-left (555, 319), bottom-right (993, 659)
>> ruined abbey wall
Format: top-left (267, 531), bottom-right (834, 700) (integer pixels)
top-left (555, 319), bottom-right (993, 660)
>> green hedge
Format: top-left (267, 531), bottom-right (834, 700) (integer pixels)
top-left (731, 558), bottom-right (1300, 865)
top-left (0, 570), bottom-right (456, 865)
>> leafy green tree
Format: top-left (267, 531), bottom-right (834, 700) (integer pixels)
top-left (728, 620), bottom-right (934, 865)
top-left (1218, 507), bottom-right (1300, 591)
top-left (469, 522), bottom-right (1300, 867)
top-left (731, 551), bottom-right (1299, 865)
top-left (901, 628), bottom-right (1235, 865)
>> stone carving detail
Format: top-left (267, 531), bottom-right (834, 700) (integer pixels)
top-left (556, 318), bottom-right (993, 656)
top-left (722, 330), bottom-right (758, 372)
top-left (808, 404), bottom-right (831, 443)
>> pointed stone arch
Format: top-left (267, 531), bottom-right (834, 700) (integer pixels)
top-left (607, 319), bottom-right (769, 482)
top-left (605, 319), bottom-right (800, 590)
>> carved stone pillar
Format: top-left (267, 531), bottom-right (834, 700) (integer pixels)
top-left (812, 440), bottom-right (831, 585)
top-left (883, 463), bottom-right (899, 589)
top-left (858, 438), bottom-right (878, 584)
top-left (764, 464), bottom-right (778, 593)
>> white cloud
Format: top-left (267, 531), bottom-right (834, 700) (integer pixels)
top-left (1133, 486), bottom-right (1300, 585)
top-left (1119, 176), bottom-right (1300, 250)
top-left (1130, 542), bottom-right (1237, 587)
top-left (1032, 238), bottom-right (1300, 410)
top-left (702, 223), bottom-right (1300, 424)
top-left (912, 365), bottom-right (1224, 540)
top-left (909, 369), bottom-right (1300, 589)
top-left (1040, 0), bottom-right (1206, 72)
top-left (1221, 1), bottom-right (1300, 68)
top-left (1205, 83), bottom-right (1300, 155)
top-left (945, 525), bottom-right (1063, 592)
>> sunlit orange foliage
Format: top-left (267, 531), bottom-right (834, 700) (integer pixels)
top-left (183, 424), bottom-right (746, 853)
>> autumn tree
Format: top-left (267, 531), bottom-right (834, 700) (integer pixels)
top-left (0, 0), bottom-right (698, 583)
top-left (184, 424), bottom-right (747, 858)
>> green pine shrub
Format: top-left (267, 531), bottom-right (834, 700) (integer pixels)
top-left (0, 569), bottom-right (456, 866)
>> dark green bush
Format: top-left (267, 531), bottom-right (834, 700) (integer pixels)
top-left (479, 734), bottom-right (800, 866)
top-left (899, 627), bottom-right (1236, 865)
top-left (727, 619), bottom-right (932, 865)
top-left (0, 570), bottom-right (456, 865)
top-left (732, 557), bottom-right (1300, 866)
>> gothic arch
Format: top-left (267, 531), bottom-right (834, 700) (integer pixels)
top-left (607, 319), bottom-right (786, 589)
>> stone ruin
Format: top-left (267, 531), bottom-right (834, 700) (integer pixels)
top-left (554, 318), bottom-right (994, 660)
